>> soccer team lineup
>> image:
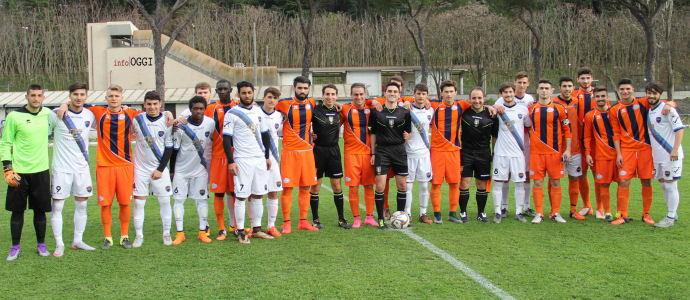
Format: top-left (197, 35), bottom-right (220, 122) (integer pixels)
top-left (1, 68), bottom-right (685, 264)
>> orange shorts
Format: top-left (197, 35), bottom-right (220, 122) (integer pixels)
top-left (344, 153), bottom-right (376, 186)
top-left (96, 165), bottom-right (133, 206)
top-left (619, 149), bottom-right (654, 180)
top-left (281, 150), bottom-right (317, 188)
top-left (593, 159), bottom-right (619, 184)
top-left (529, 153), bottom-right (564, 180)
top-left (431, 150), bottom-right (460, 185)
top-left (210, 157), bottom-right (234, 194)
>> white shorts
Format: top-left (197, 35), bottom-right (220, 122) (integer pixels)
top-left (564, 153), bottom-right (583, 177)
top-left (233, 156), bottom-right (269, 198)
top-left (51, 171), bottom-right (93, 199)
top-left (492, 155), bottom-right (527, 182)
top-left (266, 157), bottom-right (283, 193)
top-left (134, 167), bottom-right (172, 197)
top-left (406, 154), bottom-right (432, 182)
top-left (172, 172), bottom-right (209, 200)
top-left (654, 160), bottom-right (683, 181)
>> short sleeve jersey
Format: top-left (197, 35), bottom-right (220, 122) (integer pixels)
top-left (648, 101), bottom-right (685, 162)
top-left (173, 116), bottom-right (215, 177)
top-left (274, 97), bottom-right (316, 151)
top-left (312, 104), bottom-right (340, 147)
top-left (369, 106), bottom-right (411, 146)
top-left (529, 101), bottom-right (572, 154)
top-left (609, 97), bottom-right (652, 152)
top-left (494, 102), bottom-right (530, 158)
top-left (222, 104), bottom-right (269, 159)
top-left (460, 107), bottom-right (498, 152)
top-left (583, 108), bottom-right (618, 160)
top-left (88, 106), bottom-right (140, 167)
top-left (132, 113), bottom-right (173, 173)
top-left (552, 96), bottom-right (581, 154)
top-left (0, 106), bottom-right (56, 173)
top-left (430, 99), bottom-right (472, 151)
top-left (52, 108), bottom-right (95, 172)
top-left (340, 102), bottom-right (372, 154)
top-left (261, 108), bottom-right (283, 162)
top-left (205, 100), bottom-right (238, 159)
top-left (406, 104), bottom-right (433, 156)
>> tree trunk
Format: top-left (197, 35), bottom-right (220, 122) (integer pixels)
top-left (301, 37), bottom-right (312, 78)
top-left (153, 29), bottom-right (166, 101)
top-left (532, 44), bottom-right (541, 81)
top-left (643, 23), bottom-right (656, 82)
top-left (666, 0), bottom-right (674, 101)
top-left (418, 25), bottom-right (427, 85)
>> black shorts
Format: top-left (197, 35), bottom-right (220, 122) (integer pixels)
top-left (374, 144), bottom-right (408, 176)
top-left (314, 145), bottom-right (343, 179)
top-left (461, 150), bottom-right (491, 180)
top-left (6, 169), bottom-right (51, 212)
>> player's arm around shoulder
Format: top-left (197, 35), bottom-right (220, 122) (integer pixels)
top-left (0, 112), bottom-right (17, 158)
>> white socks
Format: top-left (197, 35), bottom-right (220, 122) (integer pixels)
top-left (418, 182), bottom-right (430, 216)
top-left (514, 182), bottom-right (526, 214)
top-left (523, 181), bottom-right (532, 210)
top-left (492, 181), bottom-right (504, 214)
top-left (500, 181), bottom-right (510, 210)
top-left (51, 199), bottom-right (65, 246)
top-left (267, 198), bottom-right (279, 228)
top-left (173, 198), bottom-right (185, 232)
top-left (133, 199), bottom-right (146, 238)
top-left (73, 200), bottom-right (88, 243)
top-left (405, 183), bottom-right (414, 216)
top-left (195, 198), bottom-right (208, 231)
top-left (234, 199), bottom-right (247, 231)
top-left (158, 196), bottom-right (172, 236)
top-left (661, 181), bottom-right (679, 218)
top-left (225, 195), bottom-right (235, 228)
top-left (249, 198), bottom-right (263, 228)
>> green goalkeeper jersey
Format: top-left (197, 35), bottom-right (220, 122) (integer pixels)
top-left (0, 106), bottom-right (56, 173)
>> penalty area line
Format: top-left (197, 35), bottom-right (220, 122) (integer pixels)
top-left (320, 184), bottom-right (516, 300)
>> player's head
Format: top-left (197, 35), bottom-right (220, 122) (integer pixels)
top-left (293, 76), bottom-right (311, 101)
top-left (143, 91), bottom-right (162, 117)
top-left (389, 75), bottom-right (404, 89)
top-left (68, 82), bottom-right (88, 109)
top-left (106, 84), bottom-right (123, 110)
top-left (536, 79), bottom-right (553, 101)
top-left (322, 84), bottom-right (338, 107)
top-left (469, 87), bottom-right (485, 110)
top-left (263, 87), bottom-right (281, 110)
top-left (440, 80), bottom-right (457, 104)
top-left (593, 87), bottom-right (608, 109)
top-left (188, 96), bottom-right (207, 121)
top-left (216, 79), bottom-right (233, 104)
top-left (413, 83), bottom-right (428, 106)
top-left (514, 71), bottom-right (530, 95)
top-left (195, 82), bottom-right (212, 103)
top-left (350, 82), bottom-right (367, 106)
top-left (236, 81), bottom-right (255, 107)
top-left (645, 81), bottom-right (664, 106)
top-left (499, 82), bottom-right (516, 103)
top-left (558, 76), bottom-right (574, 98)
top-left (25, 84), bottom-right (45, 109)
top-left (617, 78), bottom-right (635, 101)
top-left (384, 82), bottom-right (401, 103)
top-left (576, 67), bottom-right (593, 89)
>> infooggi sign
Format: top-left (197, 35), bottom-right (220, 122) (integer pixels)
top-left (113, 57), bottom-right (154, 67)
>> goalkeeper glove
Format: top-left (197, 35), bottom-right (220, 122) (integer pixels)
top-left (3, 164), bottom-right (21, 187)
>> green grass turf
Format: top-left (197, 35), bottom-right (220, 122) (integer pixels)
top-left (0, 135), bottom-right (688, 299)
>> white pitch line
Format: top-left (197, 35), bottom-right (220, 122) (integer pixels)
top-left (320, 184), bottom-right (516, 300)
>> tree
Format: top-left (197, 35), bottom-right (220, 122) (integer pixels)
top-left (296, 0), bottom-right (320, 77)
top-left (664, 0), bottom-right (674, 100)
top-left (130, 0), bottom-right (199, 101)
top-left (487, 0), bottom-right (547, 81)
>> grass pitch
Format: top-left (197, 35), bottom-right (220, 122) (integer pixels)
top-left (0, 136), bottom-right (688, 299)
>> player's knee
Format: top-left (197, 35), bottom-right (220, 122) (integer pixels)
top-left (641, 179), bottom-right (652, 186)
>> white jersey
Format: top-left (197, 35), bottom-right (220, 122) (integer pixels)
top-left (222, 104), bottom-right (269, 159)
top-left (132, 113), bottom-right (173, 173)
top-left (648, 102), bottom-right (684, 163)
top-left (406, 104), bottom-right (433, 157)
top-left (51, 108), bottom-right (95, 173)
top-left (495, 94), bottom-right (535, 108)
top-left (261, 107), bottom-right (283, 162)
top-left (494, 102), bottom-right (531, 158)
top-left (173, 116), bottom-right (214, 177)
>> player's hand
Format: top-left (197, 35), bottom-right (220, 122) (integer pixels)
top-left (266, 159), bottom-right (272, 170)
top-left (403, 131), bottom-right (410, 142)
top-left (228, 163), bottom-right (239, 176)
top-left (176, 116), bottom-right (188, 125)
top-left (493, 104), bottom-right (505, 115)
top-left (3, 166), bottom-right (21, 187)
top-left (424, 99), bottom-right (431, 109)
top-left (370, 155), bottom-right (375, 166)
top-left (334, 102), bottom-right (343, 112)
top-left (661, 101), bottom-right (676, 115)
top-left (151, 170), bottom-right (162, 180)
top-left (586, 155), bottom-right (594, 167)
top-left (312, 133), bottom-right (318, 140)
top-left (122, 105), bottom-right (130, 110)
top-left (616, 154), bottom-right (624, 169)
top-left (562, 150), bottom-right (571, 163)
top-left (56, 102), bottom-right (69, 120)
top-left (165, 111), bottom-right (175, 127)
top-left (671, 149), bottom-right (679, 161)
top-left (372, 101), bottom-right (383, 112)
top-left (402, 102), bottom-right (411, 110)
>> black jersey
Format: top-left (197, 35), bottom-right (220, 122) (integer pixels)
top-left (461, 107), bottom-right (498, 152)
top-left (312, 103), bottom-right (340, 147)
top-left (369, 106), bottom-right (411, 146)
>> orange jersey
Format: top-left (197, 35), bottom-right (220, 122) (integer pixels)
top-left (275, 97), bottom-right (316, 151)
top-left (368, 96), bottom-right (415, 106)
top-left (583, 109), bottom-right (618, 160)
top-left (429, 99), bottom-right (471, 151)
top-left (528, 101), bottom-right (572, 154)
top-left (609, 97), bottom-right (651, 151)
top-left (340, 103), bottom-right (372, 155)
top-left (552, 96), bottom-right (580, 154)
top-left (205, 100), bottom-right (238, 158)
top-left (89, 106), bottom-right (141, 167)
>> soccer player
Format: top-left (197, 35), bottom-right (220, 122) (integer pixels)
top-left (131, 91), bottom-right (174, 247)
top-left (492, 82), bottom-right (532, 223)
top-left (495, 72), bottom-right (535, 218)
top-left (340, 83), bottom-right (377, 228)
top-left (310, 84), bottom-right (350, 229)
top-left (572, 67), bottom-right (600, 218)
top-left (223, 81), bottom-right (274, 243)
top-left (429, 80), bottom-right (471, 224)
top-left (275, 76), bottom-right (319, 233)
top-left (646, 82), bottom-right (684, 227)
top-left (50, 82), bottom-right (96, 257)
top-left (260, 87), bottom-right (285, 237)
top-left (178, 82), bottom-right (214, 118)
top-left (529, 79), bottom-right (572, 224)
top-left (370, 82), bottom-right (412, 228)
top-left (406, 83), bottom-right (434, 224)
top-left (170, 96), bottom-right (215, 244)
top-left (459, 87), bottom-right (498, 223)
top-left (583, 87), bottom-right (618, 222)
top-left (2, 84), bottom-right (56, 261)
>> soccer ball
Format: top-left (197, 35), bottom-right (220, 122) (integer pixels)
top-left (390, 211), bottom-right (410, 229)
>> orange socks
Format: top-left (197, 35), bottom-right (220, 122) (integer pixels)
top-left (642, 185), bottom-right (653, 215)
top-left (594, 183), bottom-right (603, 211)
top-left (298, 189), bottom-right (310, 220)
top-left (101, 205), bottom-right (112, 238)
top-left (119, 204), bottom-right (131, 236)
top-left (430, 184), bottom-right (441, 213)
top-left (348, 187), bottom-right (360, 217)
top-left (569, 180), bottom-right (580, 212)
top-left (600, 185), bottom-right (611, 213)
top-left (533, 186), bottom-right (544, 215)
top-left (549, 186), bottom-right (562, 215)
top-left (281, 187), bottom-right (293, 222)
top-left (364, 187), bottom-right (375, 215)
top-left (214, 195), bottom-right (226, 231)
top-left (448, 183), bottom-right (459, 212)
top-left (580, 177), bottom-right (591, 208)
top-left (617, 186), bottom-right (630, 218)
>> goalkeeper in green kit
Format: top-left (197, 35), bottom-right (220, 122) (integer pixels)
top-left (1, 84), bottom-right (56, 262)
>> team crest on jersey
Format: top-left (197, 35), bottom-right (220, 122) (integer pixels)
top-left (345, 177), bottom-right (351, 182)
top-left (474, 119), bottom-right (479, 127)
top-left (621, 108), bottom-right (627, 113)
top-left (656, 117), bottom-right (662, 123)
top-left (84, 121), bottom-right (90, 127)
top-left (633, 104), bottom-right (640, 110)
top-left (427, 115), bottom-right (432, 121)
top-left (211, 183), bottom-right (218, 189)
top-left (596, 115), bottom-right (601, 119)
top-left (205, 131), bottom-right (210, 137)
top-left (426, 172), bottom-right (431, 178)
top-left (547, 107), bottom-right (554, 112)
top-left (451, 105), bottom-right (458, 111)
top-left (283, 178), bottom-right (290, 183)
top-left (596, 174), bottom-right (603, 180)
top-left (328, 116), bottom-right (334, 124)
top-left (665, 171), bottom-right (671, 177)
top-left (165, 186), bottom-right (171, 192)
top-left (306, 104), bottom-right (312, 109)
top-left (518, 173), bottom-right (524, 178)
top-left (119, 114), bottom-right (125, 120)
top-left (276, 181), bottom-right (282, 187)
top-left (517, 114), bottom-right (523, 119)
top-left (529, 171), bottom-right (535, 175)
top-left (389, 119), bottom-right (394, 128)
top-left (86, 186), bottom-right (92, 193)
top-left (620, 170), bottom-right (627, 176)
top-left (364, 109), bottom-right (370, 114)
top-left (158, 131), bottom-right (165, 137)
top-left (200, 190), bottom-right (206, 196)
top-left (293, 105), bottom-right (299, 110)
top-left (274, 123), bottom-right (280, 129)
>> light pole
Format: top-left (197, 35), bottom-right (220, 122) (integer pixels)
top-left (21, 26), bottom-right (29, 76)
top-left (191, 23), bottom-right (195, 49)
